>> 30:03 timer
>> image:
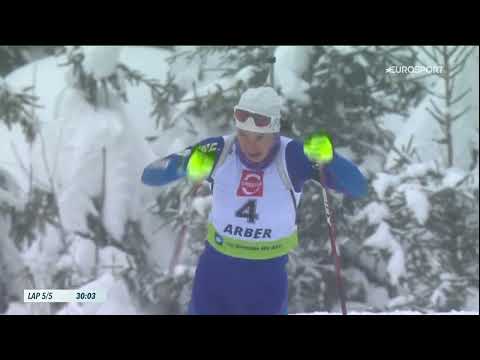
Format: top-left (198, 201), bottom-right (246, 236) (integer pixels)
top-left (75, 292), bottom-right (96, 300)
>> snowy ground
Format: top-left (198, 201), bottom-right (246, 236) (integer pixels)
top-left (2, 270), bottom-right (477, 316)
top-left (3, 272), bottom-right (478, 315)
top-left (4, 306), bottom-right (477, 315)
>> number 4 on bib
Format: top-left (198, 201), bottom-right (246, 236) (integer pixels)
top-left (235, 200), bottom-right (259, 224)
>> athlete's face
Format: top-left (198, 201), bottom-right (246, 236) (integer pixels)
top-left (236, 129), bottom-right (277, 163)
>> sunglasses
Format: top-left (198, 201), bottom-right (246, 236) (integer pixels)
top-left (234, 107), bottom-right (272, 127)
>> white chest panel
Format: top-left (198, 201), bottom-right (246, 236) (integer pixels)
top-left (209, 136), bottom-right (300, 242)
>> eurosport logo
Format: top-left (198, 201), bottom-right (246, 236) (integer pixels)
top-left (386, 65), bottom-right (444, 74)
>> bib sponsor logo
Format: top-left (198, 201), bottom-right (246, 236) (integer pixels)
top-left (215, 233), bottom-right (224, 245)
top-left (237, 170), bottom-right (263, 197)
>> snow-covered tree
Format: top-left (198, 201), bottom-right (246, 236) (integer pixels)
top-left (0, 73), bottom-right (39, 313)
top-left (355, 156), bottom-right (479, 311)
top-left (0, 167), bottom-right (34, 311)
top-left (0, 75), bottom-right (39, 142)
top-left (352, 46), bottom-right (479, 312)
top-left (1, 46), bottom-right (185, 314)
top-left (0, 46), bottom-right (31, 76)
top-left (0, 46), bottom-right (57, 76)
top-left (418, 46), bottom-right (476, 167)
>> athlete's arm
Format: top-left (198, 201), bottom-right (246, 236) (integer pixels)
top-left (285, 140), bottom-right (367, 198)
top-left (141, 137), bottom-right (225, 187)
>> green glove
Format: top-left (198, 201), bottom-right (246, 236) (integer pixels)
top-left (186, 145), bottom-right (216, 182)
top-left (304, 131), bottom-right (334, 165)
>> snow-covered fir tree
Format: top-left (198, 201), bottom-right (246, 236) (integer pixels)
top-left (1, 46), bottom-right (186, 314)
top-left (352, 46), bottom-right (479, 312)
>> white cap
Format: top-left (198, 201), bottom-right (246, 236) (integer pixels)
top-left (234, 87), bottom-right (282, 134)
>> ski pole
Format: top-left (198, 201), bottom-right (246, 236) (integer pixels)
top-left (318, 172), bottom-right (347, 315)
top-left (168, 181), bottom-right (203, 275)
top-left (305, 132), bottom-right (348, 315)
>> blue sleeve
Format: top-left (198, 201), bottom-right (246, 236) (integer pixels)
top-left (285, 140), bottom-right (315, 193)
top-left (285, 140), bottom-right (368, 198)
top-left (141, 136), bottom-right (225, 187)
